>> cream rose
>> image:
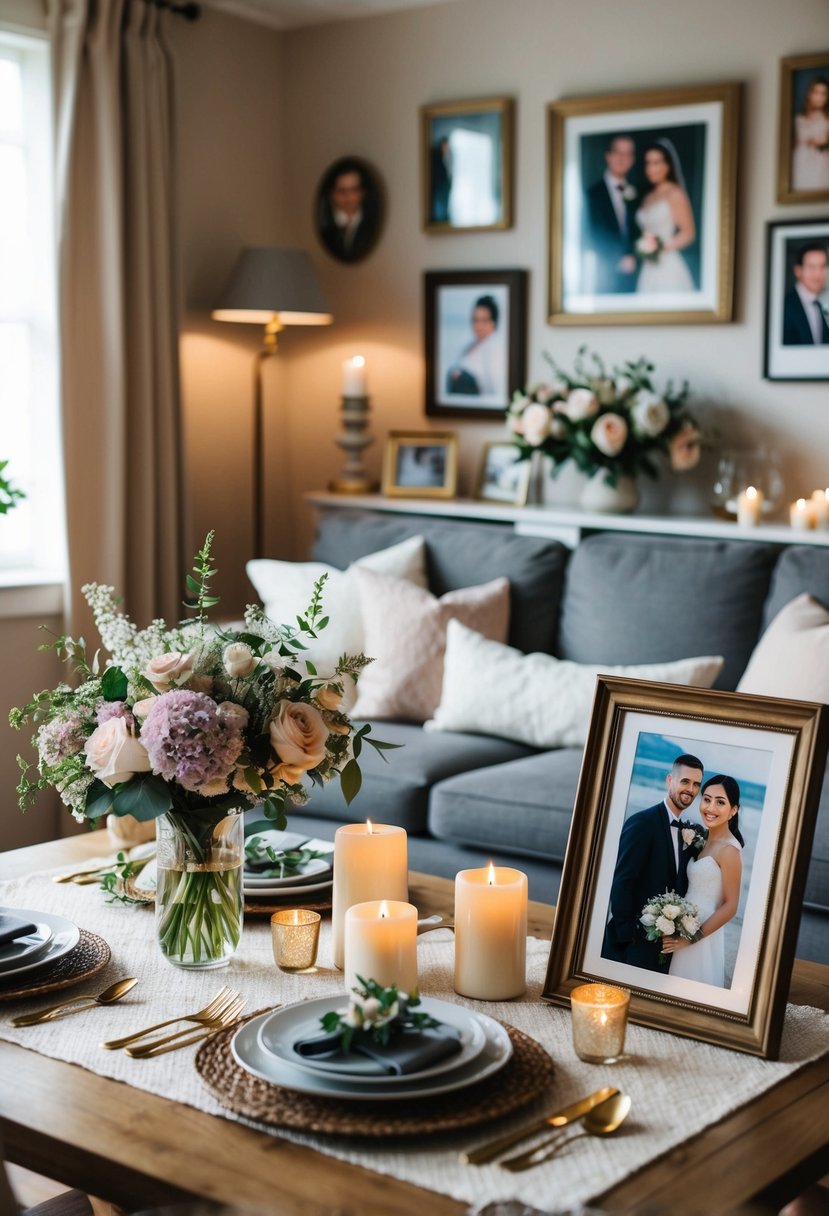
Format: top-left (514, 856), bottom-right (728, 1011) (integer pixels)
top-left (662, 903), bottom-right (681, 920)
top-left (223, 642), bottom-right (257, 678)
top-left (561, 387), bottom-right (599, 422)
top-left (316, 685), bottom-right (343, 712)
top-left (143, 651), bottom-right (195, 692)
top-left (521, 402), bottom-right (553, 447)
top-left (655, 915), bottom-right (676, 936)
top-left (131, 697), bottom-right (155, 721)
top-left (640, 911), bottom-right (657, 927)
top-left (269, 701), bottom-right (328, 772)
top-left (681, 915), bottom-right (700, 935)
top-left (271, 761), bottom-right (307, 786)
top-left (669, 421), bottom-right (701, 471)
top-left (590, 412), bottom-right (628, 457)
top-left (681, 827), bottom-right (697, 847)
top-left (631, 390), bottom-right (670, 438)
top-left (84, 717), bottom-right (152, 788)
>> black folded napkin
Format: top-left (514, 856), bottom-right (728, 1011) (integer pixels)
top-left (0, 914), bottom-right (39, 947)
top-left (294, 1024), bottom-right (462, 1076)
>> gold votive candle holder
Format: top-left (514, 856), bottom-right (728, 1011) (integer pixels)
top-left (570, 983), bottom-right (630, 1064)
top-left (271, 909), bottom-right (321, 972)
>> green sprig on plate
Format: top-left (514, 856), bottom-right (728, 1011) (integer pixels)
top-left (244, 835), bottom-right (331, 879)
top-left (321, 976), bottom-right (439, 1055)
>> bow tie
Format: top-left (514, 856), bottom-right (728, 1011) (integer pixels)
top-left (670, 820), bottom-right (682, 828)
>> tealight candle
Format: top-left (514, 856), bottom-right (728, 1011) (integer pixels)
top-left (332, 822), bottom-right (408, 970)
top-left (343, 899), bottom-right (418, 995)
top-left (271, 909), bottom-right (321, 972)
top-left (342, 355), bottom-right (367, 397)
top-left (736, 485), bottom-right (763, 527)
top-left (790, 498), bottom-right (816, 531)
top-left (570, 983), bottom-right (630, 1064)
top-left (811, 489), bottom-right (829, 530)
top-left (454, 863), bottom-right (528, 1000)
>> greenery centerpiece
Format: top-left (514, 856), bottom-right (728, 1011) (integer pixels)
top-left (11, 533), bottom-right (389, 967)
top-left (507, 347), bottom-right (701, 510)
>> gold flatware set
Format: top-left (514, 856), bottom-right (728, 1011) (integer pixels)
top-left (11, 978), bottom-right (139, 1026)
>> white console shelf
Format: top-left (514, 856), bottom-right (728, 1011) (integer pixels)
top-left (306, 491), bottom-right (829, 549)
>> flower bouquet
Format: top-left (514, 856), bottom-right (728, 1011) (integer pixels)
top-left (639, 890), bottom-right (703, 964)
top-left (506, 347), bottom-right (701, 500)
top-left (635, 232), bottom-right (663, 263)
top-left (11, 533), bottom-right (390, 967)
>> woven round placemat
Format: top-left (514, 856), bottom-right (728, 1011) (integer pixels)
top-left (195, 1016), bottom-right (555, 1136)
top-left (0, 930), bottom-right (111, 1002)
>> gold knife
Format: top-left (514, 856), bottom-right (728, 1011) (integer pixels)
top-left (461, 1085), bottom-right (619, 1165)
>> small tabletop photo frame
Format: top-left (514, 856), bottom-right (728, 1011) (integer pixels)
top-left (382, 431), bottom-right (458, 499)
top-left (543, 677), bottom-right (829, 1059)
top-left (474, 441), bottom-right (532, 506)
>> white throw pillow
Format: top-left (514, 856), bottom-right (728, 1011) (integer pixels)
top-left (737, 593), bottom-right (829, 701)
top-left (351, 570), bottom-right (511, 723)
top-left (426, 621), bottom-right (724, 748)
top-left (246, 535), bottom-right (427, 679)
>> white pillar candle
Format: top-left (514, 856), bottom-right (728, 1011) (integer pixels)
top-left (811, 489), bottom-right (829, 530)
top-left (342, 355), bottom-right (367, 397)
top-left (332, 821), bottom-right (408, 970)
top-left (454, 863), bottom-right (528, 1000)
top-left (343, 899), bottom-right (418, 995)
top-left (736, 485), bottom-right (763, 527)
top-left (790, 498), bottom-right (815, 531)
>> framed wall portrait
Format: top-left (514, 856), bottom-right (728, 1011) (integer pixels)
top-left (547, 83), bottom-right (740, 326)
top-left (474, 441), bottom-right (532, 506)
top-left (382, 431), bottom-right (458, 499)
top-left (314, 156), bottom-right (384, 264)
top-left (543, 678), bottom-right (828, 1059)
top-left (420, 97), bottom-right (513, 232)
top-left (777, 52), bottom-right (829, 204)
top-left (424, 269), bottom-right (527, 418)
top-left (764, 218), bottom-right (829, 381)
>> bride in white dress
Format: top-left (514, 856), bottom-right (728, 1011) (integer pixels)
top-left (663, 774), bottom-right (743, 987)
top-left (635, 140), bottom-right (696, 294)
top-left (792, 77), bottom-right (829, 192)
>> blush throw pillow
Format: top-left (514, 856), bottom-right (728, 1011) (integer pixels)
top-left (351, 570), bottom-right (511, 723)
top-left (737, 593), bottom-right (829, 701)
top-left (246, 536), bottom-right (427, 679)
top-left (426, 621), bottom-right (724, 748)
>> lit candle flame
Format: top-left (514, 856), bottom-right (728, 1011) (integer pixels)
top-left (746, 485), bottom-right (758, 500)
top-left (351, 355), bottom-right (365, 369)
top-left (366, 819), bottom-right (373, 834)
top-left (379, 900), bottom-right (389, 919)
top-left (487, 861), bottom-right (496, 886)
top-left (797, 498), bottom-right (807, 509)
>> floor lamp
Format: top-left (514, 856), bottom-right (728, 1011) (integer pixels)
top-left (212, 247), bottom-right (332, 558)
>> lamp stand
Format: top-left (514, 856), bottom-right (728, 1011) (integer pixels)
top-left (329, 394), bottom-right (377, 494)
top-left (252, 320), bottom-right (282, 557)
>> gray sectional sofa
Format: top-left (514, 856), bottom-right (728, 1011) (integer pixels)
top-left (285, 507), bottom-right (829, 965)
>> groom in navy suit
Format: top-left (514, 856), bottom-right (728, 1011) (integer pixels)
top-left (602, 753), bottom-right (704, 973)
top-left (782, 244), bottom-right (829, 345)
top-left (585, 134), bottom-right (639, 295)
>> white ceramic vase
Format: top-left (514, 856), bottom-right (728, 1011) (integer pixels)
top-left (579, 470), bottom-right (640, 515)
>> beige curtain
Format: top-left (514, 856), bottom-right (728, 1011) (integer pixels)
top-left (49, 0), bottom-right (185, 643)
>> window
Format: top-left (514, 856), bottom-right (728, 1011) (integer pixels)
top-left (0, 31), bottom-right (63, 579)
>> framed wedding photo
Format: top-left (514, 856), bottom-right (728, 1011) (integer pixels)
top-left (543, 677), bottom-right (829, 1058)
top-left (764, 218), bottom-right (829, 381)
top-left (424, 269), bottom-right (527, 418)
top-left (420, 96), bottom-right (513, 233)
top-left (777, 52), bottom-right (829, 204)
top-left (382, 430), bottom-right (458, 499)
top-left (547, 83), bottom-right (740, 326)
top-left (474, 441), bottom-right (532, 506)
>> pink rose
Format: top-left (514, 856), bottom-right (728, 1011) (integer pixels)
top-left (269, 700), bottom-right (329, 772)
top-left (681, 827), bottom-right (697, 847)
top-left (521, 403), bottom-right (553, 447)
top-left (590, 412), bottom-right (628, 457)
top-left (84, 717), bottom-right (152, 788)
top-left (669, 421), bottom-right (701, 471)
top-left (560, 388), bottom-right (599, 422)
top-left (143, 652), bottom-right (195, 692)
top-left (271, 761), bottom-right (306, 786)
top-left (315, 684), bottom-right (343, 712)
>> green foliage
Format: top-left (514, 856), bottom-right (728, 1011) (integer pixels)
top-left (184, 530), bottom-right (219, 629)
top-left (0, 460), bottom-right (25, 515)
top-left (320, 977), bottom-right (439, 1056)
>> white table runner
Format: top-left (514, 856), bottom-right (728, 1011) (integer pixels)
top-left (2, 869), bottom-right (827, 1214)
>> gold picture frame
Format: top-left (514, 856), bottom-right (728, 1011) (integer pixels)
top-left (474, 441), bottom-right (531, 506)
top-left (382, 431), bottom-right (458, 499)
top-left (777, 52), bottom-right (829, 205)
top-left (548, 83), bottom-right (740, 326)
top-left (543, 677), bottom-right (829, 1058)
top-left (420, 96), bottom-right (513, 233)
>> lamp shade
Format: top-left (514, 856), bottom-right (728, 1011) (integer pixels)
top-left (212, 246), bottom-right (332, 326)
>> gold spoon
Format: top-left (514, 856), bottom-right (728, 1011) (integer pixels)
top-left (11, 977), bottom-right (139, 1026)
top-left (501, 1092), bottom-right (632, 1171)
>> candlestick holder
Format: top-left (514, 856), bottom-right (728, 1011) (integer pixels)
top-left (329, 394), bottom-right (378, 494)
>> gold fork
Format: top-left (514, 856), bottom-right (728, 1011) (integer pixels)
top-left (100, 986), bottom-right (239, 1050)
top-left (125, 995), bottom-right (250, 1058)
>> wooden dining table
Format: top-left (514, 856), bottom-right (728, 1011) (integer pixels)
top-left (1, 830), bottom-right (827, 1216)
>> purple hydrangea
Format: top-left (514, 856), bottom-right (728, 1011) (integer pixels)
top-left (96, 700), bottom-right (135, 728)
top-left (140, 689), bottom-right (247, 792)
top-left (36, 713), bottom-right (89, 766)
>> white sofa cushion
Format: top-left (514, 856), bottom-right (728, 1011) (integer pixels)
top-left (737, 593), bottom-right (829, 702)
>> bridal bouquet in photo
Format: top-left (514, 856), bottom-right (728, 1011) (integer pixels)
top-left (635, 232), bottom-right (663, 263)
top-left (640, 890), bottom-right (703, 963)
top-left (507, 346), bottom-right (701, 487)
top-left (11, 532), bottom-right (390, 967)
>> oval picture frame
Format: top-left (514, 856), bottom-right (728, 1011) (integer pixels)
top-left (314, 156), bottom-right (384, 264)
